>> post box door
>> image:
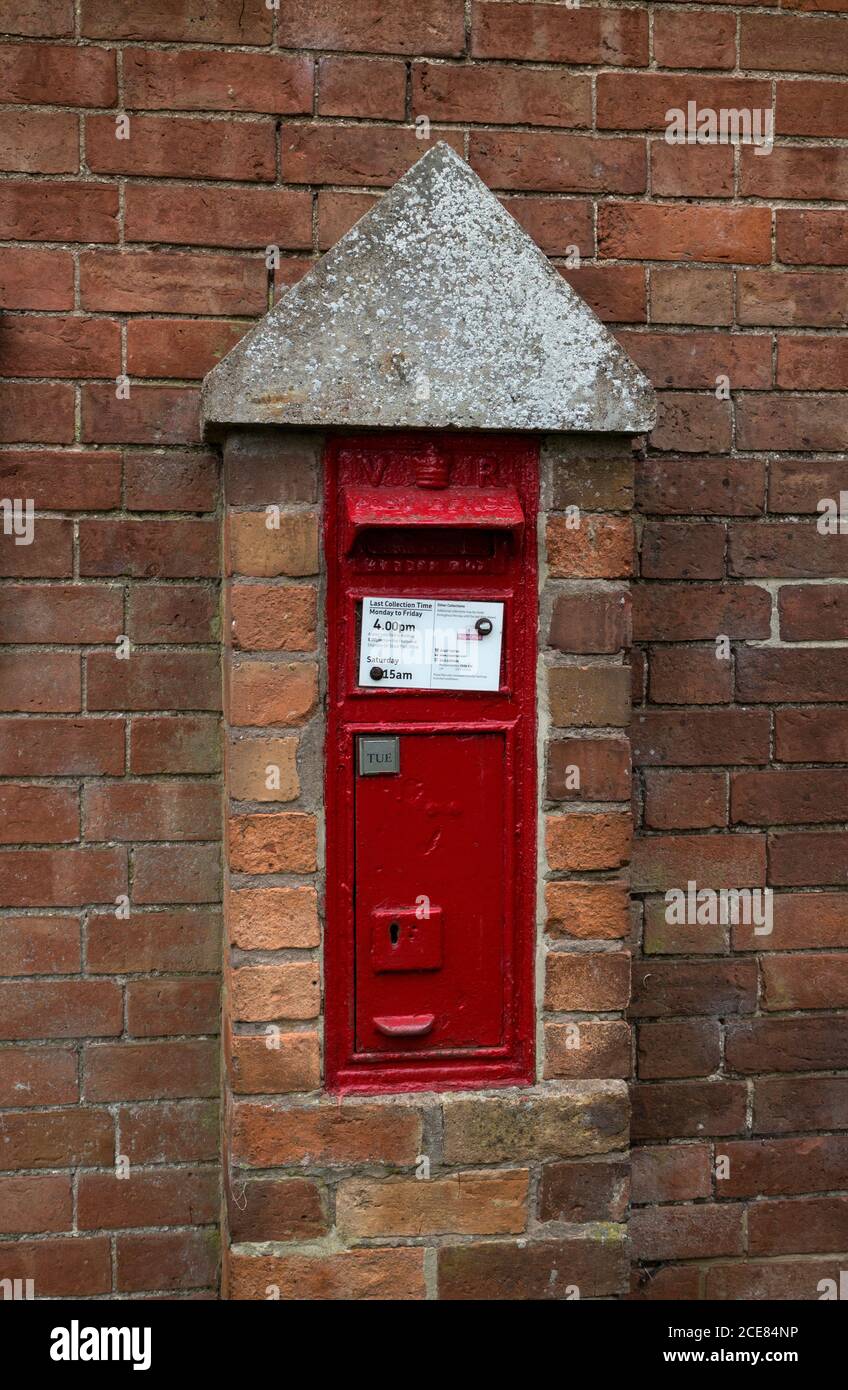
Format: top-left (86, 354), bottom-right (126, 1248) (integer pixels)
top-left (355, 731), bottom-right (507, 1053)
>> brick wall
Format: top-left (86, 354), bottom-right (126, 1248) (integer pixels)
top-left (1, 0), bottom-right (846, 1300)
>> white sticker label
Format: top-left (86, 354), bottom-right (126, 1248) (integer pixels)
top-left (359, 597), bottom-right (504, 691)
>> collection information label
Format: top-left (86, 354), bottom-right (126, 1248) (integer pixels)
top-left (358, 596), bottom-right (504, 691)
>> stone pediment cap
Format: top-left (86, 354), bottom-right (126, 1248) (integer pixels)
top-left (202, 142), bottom-right (656, 435)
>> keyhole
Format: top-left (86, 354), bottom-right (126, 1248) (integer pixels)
top-left (389, 922), bottom-right (400, 946)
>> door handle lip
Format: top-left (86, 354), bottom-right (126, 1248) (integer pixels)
top-left (373, 1013), bottom-right (435, 1037)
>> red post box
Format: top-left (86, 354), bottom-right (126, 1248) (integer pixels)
top-left (325, 433), bottom-right (538, 1092)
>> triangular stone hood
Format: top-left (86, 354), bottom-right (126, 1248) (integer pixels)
top-left (202, 143), bottom-right (655, 435)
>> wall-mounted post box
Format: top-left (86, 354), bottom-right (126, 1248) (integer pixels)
top-left (324, 434), bottom-right (538, 1092)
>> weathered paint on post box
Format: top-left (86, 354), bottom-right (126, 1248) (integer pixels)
top-left (324, 433), bottom-right (538, 1092)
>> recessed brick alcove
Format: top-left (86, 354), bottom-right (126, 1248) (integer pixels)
top-left (204, 145), bottom-right (654, 1299)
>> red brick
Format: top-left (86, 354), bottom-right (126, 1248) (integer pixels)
top-left (638, 1021), bottom-right (721, 1080)
top-left (547, 516), bottom-right (633, 579)
top-left (651, 393), bottom-right (732, 454)
top-left (87, 909), bottom-right (220, 974)
top-left (81, 384), bottom-right (201, 447)
top-left (317, 190), bottom-right (380, 248)
top-left (539, 1158), bottom-right (629, 1223)
top-left (124, 998), bottom-right (218, 1063)
top-left (84, 780), bottom-right (219, 842)
top-left (130, 715), bottom-right (220, 775)
top-left (0, 917), bottom-right (79, 974)
top-left (742, 147), bottom-right (848, 201)
top-left (229, 1031), bottom-right (320, 1096)
top-left (223, 432), bottom-right (319, 506)
top-left (0, 584), bottom-right (122, 643)
top-left (0, 1173), bottom-right (70, 1228)
top-left (0, 110), bottom-right (78, 174)
top-left (779, 585), bottom-right (848, 640)
top-left (80, 250), bottom-right (266, 315)
top-left (0, 450), bottom-right (121, 508)
top-left (733, 892), bottom-right (848, 951)
top-left (120, 1100), bottom-right (219, 1164)
top-left (632, 960), bottom-right (757, 1019)
top-left (644, 770), bottom-right (727, 831)
top-left (233, 1102), bottom-right (422, 1168)
top-left (132, 844), bottom-right (221, 905)
top-left (87, 651), bottom-right (220, 712)
top-left (741, 271), bottom-right (848, 328)
top-left (127, 318), bottom-right (250, 379)
top-left (230, 1248), bottom-right (425, 1301)
top-left (127, 584), bottom-right (218, 643)
top-left (0, 1236), bottom-right (110, 1295)
top-left (778, 210), bottom-right (848, 266)
top-left (719, 1136), bottom-right (848, 1198)
top-left (0, 181), bottom-right (118, 242)
top-left (743, 14), bottom-right (848, 76)
top-left (770, 831), bottom-right (848, 887)
top-left (633, 584), bottom-right (771, 640)
top-left (632, 1144), bottom-right (712, 1203)
top-left (81, 0), bottom-right (272, 43)
top-left (471, 3), bottom-right (648, 65)
top-left (633, 709), bottom-right (770, 766)
top-left (79, 519), bottom-right (218, 578)
top-left (545, 951), bottom-right (630, 1013)
top-left (641, 896), bottom-right (726, 956)
top-left (548, 737), bottom-right (631, 802)
top-left (769, 458), bottom-right (848, 512)
top-left (548, 591), bottom-right (630, 655)
top-left (738, 647), bottom-right (848, 703)
top-left (546, 812), bottom-right (632, 872)
top-left (0, 786), bottom-right (78, 844)
top-left (650, 142), bottom-right (734, 199)
top-left (651, 268), bottom-right (734, 327)
top-left (728, 1017), bottom-right (848, 1074)
top-left (733, 769), bottom-right (848, 826)
top-left (437, 1236), bottom-right (627, 1300)
top-left (284, 125), bottom-right (464, 187)
top-left (85, 1040), bottom-right (218, 1101)
top-left (636, 458), bottom-right (766, 516)
top-left (631, 1204), bottom-right (744, 1261)
top-left (0, 522), bottom-right (73, 578)
top-left (0, 980), bottom-right (121, 1041)
top-left (599, 74), bottom-right (770, 131)
top-left (545, 882), bottom-right (630, 941)
top-left (706, 1259), bottom-right (845, 1301)
top-left (0, 652), bottom-right (80, 713)
top-left (632, 1080), bottom-right (747, 1140)
top-left (754, 1077), bottom-right (848, 1134)
top-left (278, 0), bottom-right (464, 56)
top-left (0, 382), bottom-right (75, 442)
top-left (0, 1108), bottom-right (113, 1168)
top-left (648, 646), bottom-right (732, 705)
top-left (749, 1197), bottom-right (848, 1256)
top-left (0, 42), bottom-right (116, 105)
top-left (775, 708), bottom-right (848, 762)
top-left (125, 48), bottom-right (312, 113)
top-left (228, 1175), bottom-right (325, 1242)
top-left (318, 57), bottom-right (407, 120)
top-left (229, 584), bottom-right (317, 653)
top-left (641, 521), bottom-right (726, 578)
top-left (623, 333), bottom-right (770, 393)
top-left (78, 1167), bottom-right (217, 1229)
top-left (413, 62), bottom-right (590, 128)
top-left (0, 248), bottom-right (74, 309)
top-left (600, 204), bottom-right (771, 263)
top-left (0, 1047), bottom-right (77, 1107)
top-left (0, 718), bottom-right (124, 776)
top-left (124, 450), bottom-right (218, 512)
top-left (116, 1229), bottom-right (218, 1293)
top-left (470, 131), bottom-right (645, 194)
top-left (777, 336), bottom-right (848, 390)
top-left (87, 114), bottom-right (275, 182)
top-left (125, 184), bottom-right (312, 250)
top-left (778, 79), bottom-right (848, 140)
top-left (560, 266), bottom-right (647, 323)
top-left (544, 1020), bottom-right (631, 1080)
top-left (762, 953), bottom-right (848, 1011)
top-left (0, 1), bottom-right (74, 36)
top-left (228, 812), bottom-right (317, 874)
top-left (633, 834), bottom-right (766, 892)
top-left (653, 11), bottom-right (736, 68)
